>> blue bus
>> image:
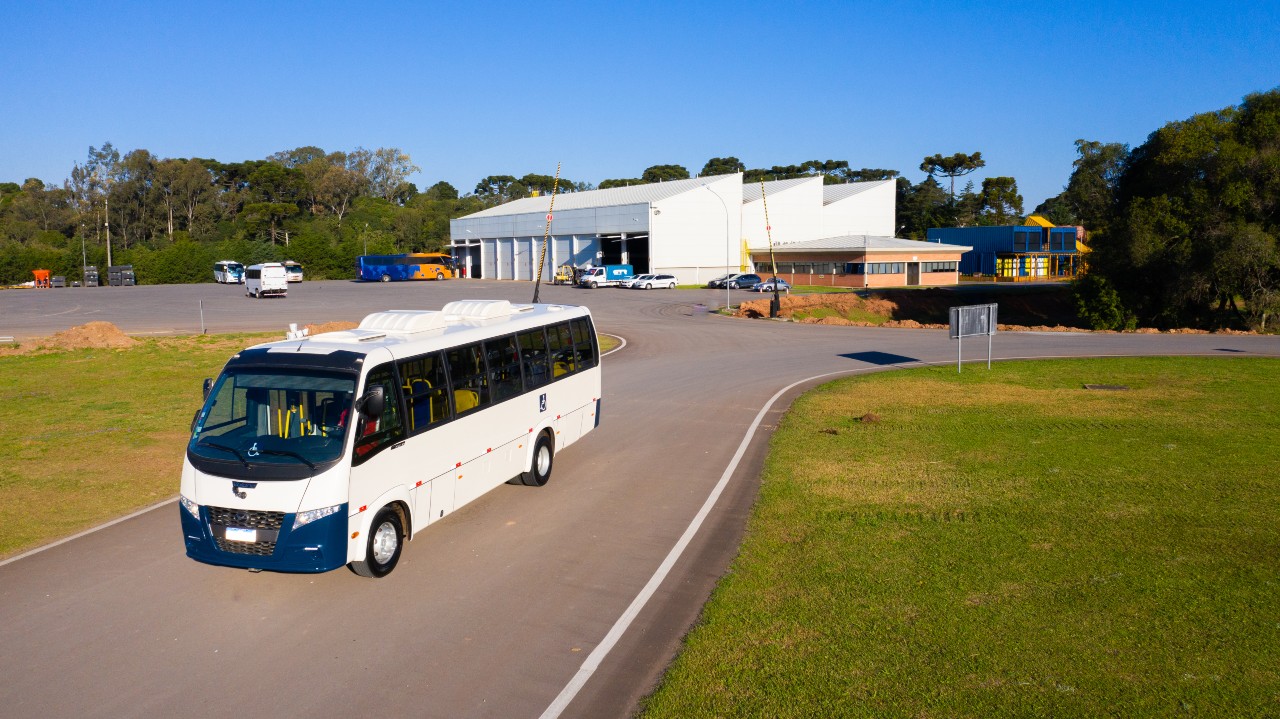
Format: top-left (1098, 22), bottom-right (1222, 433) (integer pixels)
top-left (357, 253), bottom-right (458, 282)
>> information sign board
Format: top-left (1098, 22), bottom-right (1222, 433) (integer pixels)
top-left (948, 303), bottom-right (998, 372)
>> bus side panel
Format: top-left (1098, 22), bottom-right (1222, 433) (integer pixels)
top-left (416, 469), bottom-right (456, 530)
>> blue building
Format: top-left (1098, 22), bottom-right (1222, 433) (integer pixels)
top-left (926, 221), bottom-right (1084, 280)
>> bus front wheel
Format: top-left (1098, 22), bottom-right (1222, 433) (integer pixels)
top-left (436, 271), bottom-right (444, 280)
top-left (350, 507), bottom-right (403, 578)
top-left (519, 433), bottom-right (554, 487)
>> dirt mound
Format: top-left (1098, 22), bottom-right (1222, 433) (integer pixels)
top-left (41, 322), bottom-right (138, 350)
top-left (736, 286), bottom-right (1083, 328)
top-left (736, 293), bottom-right (891, 319)
top-left (305, 321), bottom-right (359, 335)
top-left (733, 286), bottom-right (1254, 334)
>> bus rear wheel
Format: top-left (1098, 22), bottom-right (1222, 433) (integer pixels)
top-left (519, 433), bottom-right (554, 486)
top-left (380, 274), bottom-right (391, 283)
top-left (350, 507), bottom-right (403, 578)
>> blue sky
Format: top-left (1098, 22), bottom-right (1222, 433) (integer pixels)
top-left (2, 0), bottom-right (1277, 210)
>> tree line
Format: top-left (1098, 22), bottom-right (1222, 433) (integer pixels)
top-left (1042, 88), bottom-right (1280, 331)
top-left (3, 87), bottom-right (1276, 332)
top-left (0, 143), bottom-right (485, 286)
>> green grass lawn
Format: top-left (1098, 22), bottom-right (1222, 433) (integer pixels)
top-left (642, 357), bottom-right (1280, 717)
top-left (790, 305), bottom-right (889, 325)
top-left (0, 334), bottom-right (272, 556)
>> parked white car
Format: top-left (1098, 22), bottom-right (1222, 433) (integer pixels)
top-left (632, 273), bottom-right (678, 289)
top-left (621, 273), bottom-right (655, 289)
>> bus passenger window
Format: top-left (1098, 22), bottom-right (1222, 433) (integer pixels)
top-left (445, 343), bottom-right (489, 417)
top-left (398, 352), bottom-right (451, 434)
top-left (354, 364), bottom-right (404, 461)
top-left (571, 318), bottom-right (597, 369)
top-left (485, 335), bottom-right (522, 404)
top-left (518, 328), bottom-right (550, 390)
top-left (547, 322), bottom-right (575, 377)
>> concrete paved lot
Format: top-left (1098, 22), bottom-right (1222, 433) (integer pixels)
top-left (2, 280), bottom-right (1279, 717)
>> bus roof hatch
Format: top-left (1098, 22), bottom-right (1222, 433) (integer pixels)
top-left (357, 310), bottom-right (449, 333)
top-left (442, 299), bottom-right (515, 320)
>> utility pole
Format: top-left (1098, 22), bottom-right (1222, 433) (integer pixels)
top-left (105, 196), bottom-right (112, 269)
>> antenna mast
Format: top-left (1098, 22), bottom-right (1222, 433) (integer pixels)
top-left (531, 163), bottom-right (561, 303)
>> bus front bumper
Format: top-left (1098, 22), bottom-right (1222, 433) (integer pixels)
top-left (180, 504), bottom-right (348, 573)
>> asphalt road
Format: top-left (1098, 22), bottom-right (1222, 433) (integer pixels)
top-left (2, 280), bottom-right (1278, 718)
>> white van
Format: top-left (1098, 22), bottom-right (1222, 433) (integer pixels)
top-left (245, 263), bottom-right (288, 298)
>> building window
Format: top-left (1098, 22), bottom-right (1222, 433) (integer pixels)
top-left (920, 261), bottom-right (958, 273)
top-left (847, 262), bottom-right (906, 275)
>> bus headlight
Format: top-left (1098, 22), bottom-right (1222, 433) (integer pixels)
top-left (293, 504), bottom-right (342, 530)
top-left (180, 495), bottom-right (200, 520)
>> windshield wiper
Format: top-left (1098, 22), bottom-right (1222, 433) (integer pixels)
top-left (197, 441), bottom-right (249, 467)
top-left (256, 448), bottom-right (317, 470)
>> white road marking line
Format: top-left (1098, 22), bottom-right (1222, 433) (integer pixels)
top-left (600, 334), bottom-right (626, 356)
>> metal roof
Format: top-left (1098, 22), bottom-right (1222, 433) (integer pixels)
top-left (750, 235), bottom-right (972, 253)
top-left (741, 177), bottom-right (817, 203)
top-left (459, 174), bottom-right (740, 219)
top-left (822, 179), bottom-right (895, 205)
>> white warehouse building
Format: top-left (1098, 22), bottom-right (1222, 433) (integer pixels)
top-left (449, 172), bottom-right (896, 285)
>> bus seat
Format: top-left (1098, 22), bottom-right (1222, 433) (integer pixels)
top-left (454, 389), bottom-right (479, 413)
top-left (409, 379), bottom-right (432, 429)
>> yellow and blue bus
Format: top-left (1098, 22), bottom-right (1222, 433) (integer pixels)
top-left (357, 252), bottom-right (457, 282)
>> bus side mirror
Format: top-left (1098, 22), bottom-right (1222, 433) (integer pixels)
top-left (357, 385), bottom-right (385, 419)
top-left (202, 378), bottom-right (213, 400)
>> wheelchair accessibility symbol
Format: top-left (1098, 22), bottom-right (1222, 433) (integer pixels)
top-left (539, 393), bottom-right (547, 412)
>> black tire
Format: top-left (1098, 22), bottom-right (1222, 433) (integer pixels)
top-left (350, 507), bottom-right (404, 578)
top-left (589, 281), bottom-right (598, 289)
top-left (519, 433), bottom-right (554, 487)
top-left (380, 274), bottom-right (391, 283)
top-left (436, 271), bottom-right (444, 280)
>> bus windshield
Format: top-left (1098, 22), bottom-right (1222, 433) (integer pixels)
top-left (188, 369), bottom-right (356, 478)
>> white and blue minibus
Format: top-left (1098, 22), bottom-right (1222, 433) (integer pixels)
top-left (213, 260), bottom-right (245, 284)
top-left (180, 299), bottom-right (602, 577)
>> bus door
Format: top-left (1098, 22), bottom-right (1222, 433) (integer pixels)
top-left (443, 342), bottom-right (494, 507)
top-left (348, 363), bottom-right (421, 534)
top-left (395, 351), bottom-right (458, 529)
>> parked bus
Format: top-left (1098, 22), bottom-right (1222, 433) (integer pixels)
top-left (180, 299), bottom-right (601, 577)
top-left (357, 252), bottom-right (457, 282)
top-left (214, 260), bottom-right (245, 284)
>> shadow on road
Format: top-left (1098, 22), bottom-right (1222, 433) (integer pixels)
top-left (839, 351), bottom-right (921, 366)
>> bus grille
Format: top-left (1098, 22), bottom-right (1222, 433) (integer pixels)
top-left (214, 537), bottom-right (278, 555)
top-left (208, 506), bottom-right (285, 530)
top-left (208, 506), bottom-right (285, 556)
